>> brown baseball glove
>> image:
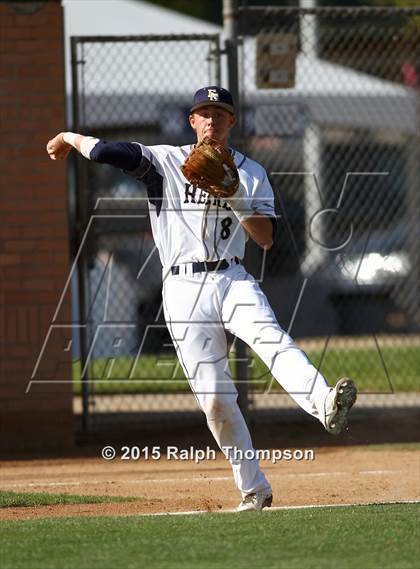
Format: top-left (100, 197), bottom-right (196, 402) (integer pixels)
top-left (181, 137), bottom-right (239, 198)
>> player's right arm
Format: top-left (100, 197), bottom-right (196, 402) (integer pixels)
top-left (46, 132), bottom-right (142, 171)
top-left (46, 132), bottom-right (86, 161)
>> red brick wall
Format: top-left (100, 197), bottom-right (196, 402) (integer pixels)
top-left (0, 1), bottom-right (73, 451)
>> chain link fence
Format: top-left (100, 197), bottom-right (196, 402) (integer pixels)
top-left (236, 6), bottom-right (420, 412)
top-left (70, 11), bottom-right (420, 431)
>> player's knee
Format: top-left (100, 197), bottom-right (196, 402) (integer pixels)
top-left (204, 395), bottom-right (235, 421)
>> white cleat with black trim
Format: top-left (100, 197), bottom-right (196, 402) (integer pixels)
top-left (237, 491), bottom-right (273, 512)
top-left (325, 377), bottom-right (357, 435)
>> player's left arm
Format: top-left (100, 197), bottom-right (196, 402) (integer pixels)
top-left (227, 166), bottom-right (276, 250)
top-left (241, 214), bottom-right (274, 250)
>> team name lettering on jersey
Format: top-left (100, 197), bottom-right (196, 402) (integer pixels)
top-left (184, 184), bottom-right (231, 210)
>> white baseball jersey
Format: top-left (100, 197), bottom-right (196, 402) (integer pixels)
top-left (124, 143), bottom-right (275, 269)
top-left (85, 138), bottom-right (275, 268)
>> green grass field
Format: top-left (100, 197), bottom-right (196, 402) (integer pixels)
top-left (0, 491), bottom-right (137, 508)
top-left (1, 503), bottom-right (419, 569)
top-left (73, 345), bottom-right (420, 394)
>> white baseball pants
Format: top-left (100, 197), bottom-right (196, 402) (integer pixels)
top-left (162, 262), bottom-right (331, 496)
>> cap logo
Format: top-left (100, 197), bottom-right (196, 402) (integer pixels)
top-left (207, 88), bottom-right (219, 101)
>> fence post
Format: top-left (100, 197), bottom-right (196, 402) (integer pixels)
top-left (71, 37), bottom-right (91, 433)
top-left (223, 0), bottom-right (250, 423)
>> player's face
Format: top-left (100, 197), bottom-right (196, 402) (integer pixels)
top-left (189, 106), bottom-right (236, 145)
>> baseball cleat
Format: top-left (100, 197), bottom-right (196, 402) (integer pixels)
top-left (237, 491), bottom-right (273, 512)
top-left (325, 377), bottom-right (357, 435)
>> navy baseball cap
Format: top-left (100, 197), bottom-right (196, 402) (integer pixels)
top-left (190, 86), bottom-right (235, 115)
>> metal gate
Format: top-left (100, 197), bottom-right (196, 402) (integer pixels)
top-left (70, 35), bottom-right (221, 432)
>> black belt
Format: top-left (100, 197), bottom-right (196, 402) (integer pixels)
top-left (171, 257), bottom-right (240, 275)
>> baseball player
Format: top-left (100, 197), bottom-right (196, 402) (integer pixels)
top-left (46, 86), bottom-right (357, 512)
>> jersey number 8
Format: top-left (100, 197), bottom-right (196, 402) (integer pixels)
top-left (220, 217), bottom-right (233, 240)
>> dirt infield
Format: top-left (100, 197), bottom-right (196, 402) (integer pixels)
top-left (1, 445), bottom-right (419, 520)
